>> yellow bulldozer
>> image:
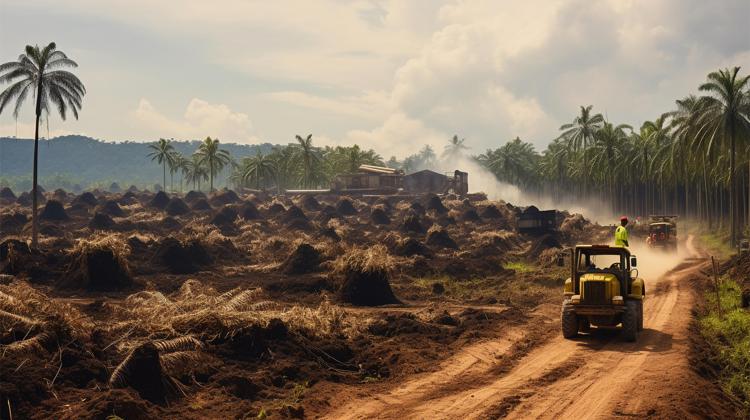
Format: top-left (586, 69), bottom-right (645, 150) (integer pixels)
top-left (557, 245), bottom-right (645, 341)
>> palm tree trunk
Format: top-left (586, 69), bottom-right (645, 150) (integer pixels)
top-left (163, 162), bottom-right (166, 192)
top-left (729, 123), bottom-right (738, 248)
top-left (31, 105), bottom-right (41, 248)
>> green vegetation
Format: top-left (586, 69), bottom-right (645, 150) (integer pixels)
top-left (504, 261), bottom-right (534, 274)
top-left (700, 276), bottom-right (750, 412)
top-left (0, 42), bottom-right (86, 247)
top-left (476, 67), bottom-right (750, 247)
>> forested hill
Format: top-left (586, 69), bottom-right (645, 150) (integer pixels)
top-left (0, 135), bottom-right (274, 191)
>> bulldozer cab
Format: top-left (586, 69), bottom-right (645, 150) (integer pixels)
top-left (558, 245), bottom-right (637, 294)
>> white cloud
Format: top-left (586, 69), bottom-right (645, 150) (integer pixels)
top-left (263, 90), bottom-right (389, 120)
top-left (133, 98), bottom-right (257, 143)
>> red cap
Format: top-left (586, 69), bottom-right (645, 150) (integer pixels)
top-left (620, 216), bottom-right (628, 222)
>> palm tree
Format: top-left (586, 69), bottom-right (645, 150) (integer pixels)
top-left (147, 138), bottom-right (175, 191)
top-left (238, 150), bottom-right (277, 189)
top-left (694, 67), bottom-right (750, 245)
top-left (0, 42), bottom-right (85, 247)
top-left (194, 136), bottom-right (231, 191)
top-left (443, 135), bottom-right (469, 160)
top-left (184, 154), bottom-right (209, 191)
top-left (589, 122), bottom-right (631, 211)
top-left (558, 105), bottom-right (605, 195)
top-left (170, 152), bottom-right (189, 192)
top-left (294, 134), bottom-right (323, 188)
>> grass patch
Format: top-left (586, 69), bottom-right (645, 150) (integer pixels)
top-left (699, 231), bottom-right (734, 259)
top-left (504, 261), bottom-right (534, 273)
top-left (700, 276), bottom-right (750, 413)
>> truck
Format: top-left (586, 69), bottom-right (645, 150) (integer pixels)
top-left (558, 245), bottom-right (645, 341)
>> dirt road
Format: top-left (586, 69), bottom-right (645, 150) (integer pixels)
top-left (325, 236), bottom-right (731, 419)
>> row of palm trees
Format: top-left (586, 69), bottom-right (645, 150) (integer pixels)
top-left (229, 134), bottom-right (384, 190)
top-left (476, 67), bottom-right (750, 245)
top-left (148, 134), bottom-right (387, 193)
top-left (148, 136), bottom-right (231, 192)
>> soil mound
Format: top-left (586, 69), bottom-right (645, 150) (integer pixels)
top-left (266, 202), bottom-right (286, 216)
top-left (527, 234), bottom-right (562, 258)
top-left (282, 243), bottom-right (321, 274)
top-left (127, 185), bottom-right (139, 192)
top-left (40, 200), bottom-right (68, 221)
top-left (336, 198), bottom-right (358, 215)
top-left (239, 201), bottom-right (260, 219)
top-left (110, 342), bottom-right (172, 403)
top-left (165, 197), bottom-right (190, 216)
top-left (336, 245), bottom-right (399, 306)
top-left (191, 198), bottom-right (213, 211)
top-left (158, 216), bottom-right (182, 231)
top-left (394, 238), bottom-right (432, 257)
top-left (401, 213), bottom-right (426, 233)
top-left (461, 208), bottom-right (481, 222)
top-left (16, 190), bottom-right (46, 206)
top-left (317, 205), bottom-right (340, 222)
top-left (426, 195), bottom-right (448, 214)
top-left (184, 190), bottom-right (207, 203)
top-left (0, 187), bottom-right (16, 200)
top-left (39, 224), bottom-right (64, 237)
top-left (560, 214), bottom-right (587, 233)
top-left (318, 225), bottom-right (341, 241)
top-left (73, 191), bottom-right (98, 207)
top-left (426, 226), bottom-right (458, 249)
top-left (89, 212), bottom-right (116, 230)
top-left (155, 237), bottom-right (212, 274)
top-left (286, 219), bottom-right (313, 231)
top-left (106, 182), bottom-right (120, 193)
top-left (374, 197), bottom-right (392, 212)
top-left (301, 195), bottom-right (321, 211)
top-left (0, 212), bottom-right (27, 233)
top-left (211, 206), bottom-right (238, 227)
top-left (210, 189), bottom-right (240, 206)
top-left (370, 207), bottom-right (391, 225)
top-left (409, 202), bottom-right (426, 215)
top-left (480, 205), bottom-right (503, 219)
top-left (61, 239), bottom-right (132, 291)
top-left (53, 188), bottom-right (68, 201)
top-left (97, 199), bottom-right (126, 217)
top-left (118, 191), bottom-right (139, 206)
top-left (282, 205), bottom-right (308, 223)
top-left (149, 191), bottom-right (170, 209)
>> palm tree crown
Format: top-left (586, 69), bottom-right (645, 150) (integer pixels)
top-left (0, 42), bottom-right (85, 247)
top-left (195, 136), bottom-right (231, 191)
top-left (147, 138), bottom-right (175, 190)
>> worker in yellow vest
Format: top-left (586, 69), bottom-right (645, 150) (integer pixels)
top-left (615, 216), bottom-right (629, 247)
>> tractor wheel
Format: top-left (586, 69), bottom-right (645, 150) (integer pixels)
top-left (622, 300), bottom-right (638, 342)
top-left (636, 300), bottom-right (644, 331)
top-left (561, 299), bottom-right (578, 339)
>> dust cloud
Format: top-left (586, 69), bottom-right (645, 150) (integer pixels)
top-left (627, 239), bottom-right (690, 281)
top-left (438, 156), bottom-right (615, 224)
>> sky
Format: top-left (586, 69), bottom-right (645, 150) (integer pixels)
top-left (0, 0), bottom-right (748, 158)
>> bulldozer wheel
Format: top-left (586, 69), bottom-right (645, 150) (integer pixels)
top-left (622, 300), bottom-right (638, 342)
top-left (636, 300), bottom-right (644, 331)
top-left (561, 299), bottom-right (578, 339)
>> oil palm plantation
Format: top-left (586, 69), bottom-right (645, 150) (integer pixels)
top-left (694, 67), bottom-right (750, 245)
top-left (147, 138), bottom-right (175, 191)
top-left (0, 42), bottom-right (86, 247)
top-left (195, 137), bottom-right (231, 191)
top-left (237, 150), bottom-right (277, 189)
